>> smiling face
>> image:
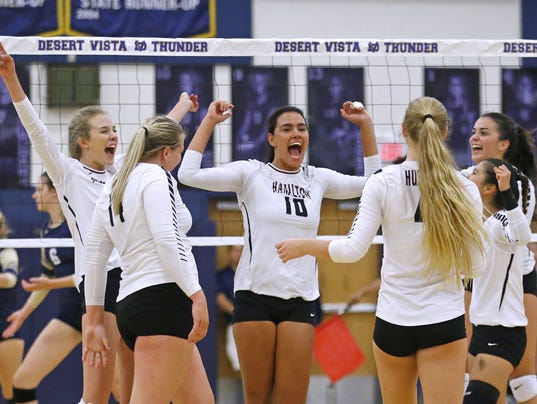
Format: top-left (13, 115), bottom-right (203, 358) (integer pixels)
top-left (467, 161), bottom-right (488, 196)
top-left (468, 160), bottom-right (502, 214)
top-left (269, 111), bottom-right (309, 171)
top-left (78, 113), bottom-right (118, 170)
top-left (469, 116), bottom-right (508, 164)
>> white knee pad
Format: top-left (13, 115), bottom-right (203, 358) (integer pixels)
top-left (509, 375), bottom-right (537, 402)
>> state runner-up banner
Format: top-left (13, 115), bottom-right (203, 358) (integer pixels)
top-left (0, 0), bottom-right (215, 38)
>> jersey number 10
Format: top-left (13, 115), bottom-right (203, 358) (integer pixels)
top-left (285, 197), bottom-right (308, 217)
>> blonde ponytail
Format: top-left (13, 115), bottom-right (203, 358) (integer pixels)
top-left (111, 116), bottom-right (184, 215)
top-left (405, 97), bottom-right (485, 283)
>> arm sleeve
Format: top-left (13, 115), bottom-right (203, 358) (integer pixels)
top-left (501, 189), bottom-right (518, 211)
top-left (84, 206), bottom-right (115, 305)
top-left (465, 180), bottom-right (487, 279)
top-left (363, 154), bottom-right (382, 177)
top-left (317, 167), bottom-right (369, 199)
top-left (177, 150), bottom-right (245, 192)
top-left (321, 154), bottom-right (382, 200)
top-left (13, 97), bottom-right (65, 184)
top-left (498, 207), bottom-right (532, 247)
top-left (143, 175), bottom-right (201, 297)
top-left (328, 175), bottom-right (383, 262)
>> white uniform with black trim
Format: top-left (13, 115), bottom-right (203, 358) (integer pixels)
top-left (178, 150), bottom-right (382, 301)
top-left (84, 164), bottom-right (201, 305)
top-left (329, 161), bottom-right (487, 326)
top-left (469, 206), bottom-right (531, 327)
top-left (463, 165), bottom-right (536, 275)
top-left (13, 97), bottom-right (121, 288)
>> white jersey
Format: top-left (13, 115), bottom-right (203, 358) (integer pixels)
top-left (178, 150), bottom-right (382, 301)
top-left (84, 163), bottom-right (201, 305)
top-left (463, 165), bottom-right (536, 275)
top-left (329, 161), bottom-right (486, 326)
top-left (13, 98), bottom-right (122, 288)
top-left (469, 206), bottom-right (531, 327)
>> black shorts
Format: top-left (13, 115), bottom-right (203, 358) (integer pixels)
top-left (232, 290), bottom-right (319, 326)
top-left (116, 283), bottom-right (193, 351)
top-left (373, 315), bottom-right (466, 357)
top-left (523, 268), bottom-right (537, 296)
top-left (57, 307), bottom-right (83, 332)
top-left (468, 324), bottom-right (526, 368)
top-left (79, 267), bottom-right (122, 315)
top-left (56, 289), bottom-right (83, 332)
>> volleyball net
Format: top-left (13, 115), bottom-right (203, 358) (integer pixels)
top-left (1, 36), bottom-right (537, 249)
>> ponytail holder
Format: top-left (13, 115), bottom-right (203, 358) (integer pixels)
top-left (423, 114), bottom-right (433, 122)
top-left (142, 126), bottom-right (149, 137)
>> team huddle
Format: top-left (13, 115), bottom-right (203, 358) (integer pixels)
top-left (0, 39), bottom-right (536, 404)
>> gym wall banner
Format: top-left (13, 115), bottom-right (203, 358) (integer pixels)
top-left (0, 0), bottom-right (216, 38)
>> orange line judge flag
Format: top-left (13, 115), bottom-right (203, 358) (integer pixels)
top-left (313, 314), bottom-right (366, 383)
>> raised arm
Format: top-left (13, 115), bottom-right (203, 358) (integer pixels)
top-left (340, 101), bottom-right (378, 157)
top-left (177, 100), bottom-right (245, 191)
top-left (166, 92), bottom-right (199, 124)
top-left (340, 101), bottom-right (382, 176)
top-left (0, 42), bottom-right (26, 102)
top-left (0, 42), bottom-right (64, 183)
top-left (187, 100), bottom-right (234, 153)
top-left (495, 165), bottom-right (532, 247)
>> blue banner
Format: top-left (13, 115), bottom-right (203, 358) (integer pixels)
top-left (0, 0), bottom-right (62, 36)
top-left (0, 0), bottom-right (215, 37)
top-left (67, 0), bottom-right (215, 37)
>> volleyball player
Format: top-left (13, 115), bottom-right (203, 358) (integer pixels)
top-left (178, 100), bottom-right (381, 403)
top-left (82, 115), bottom-right (213, 404)
top-left (0, 172), bottom-right (81, 404)
top-left (464, 160), bottom-right (531, 403)
top-left (275, 96), bottom-right (487, 404)
top-left (0, 211), bottom-right (23, 404)
top-left (464, 112), bottom-right (537, 403)
top-left (0, 42), bottom-right (197, 404)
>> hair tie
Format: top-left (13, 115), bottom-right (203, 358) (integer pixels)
top-left (423, 114), bottom-right (433, 122)
top-left (142, 126), bottom-right (149, 138)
